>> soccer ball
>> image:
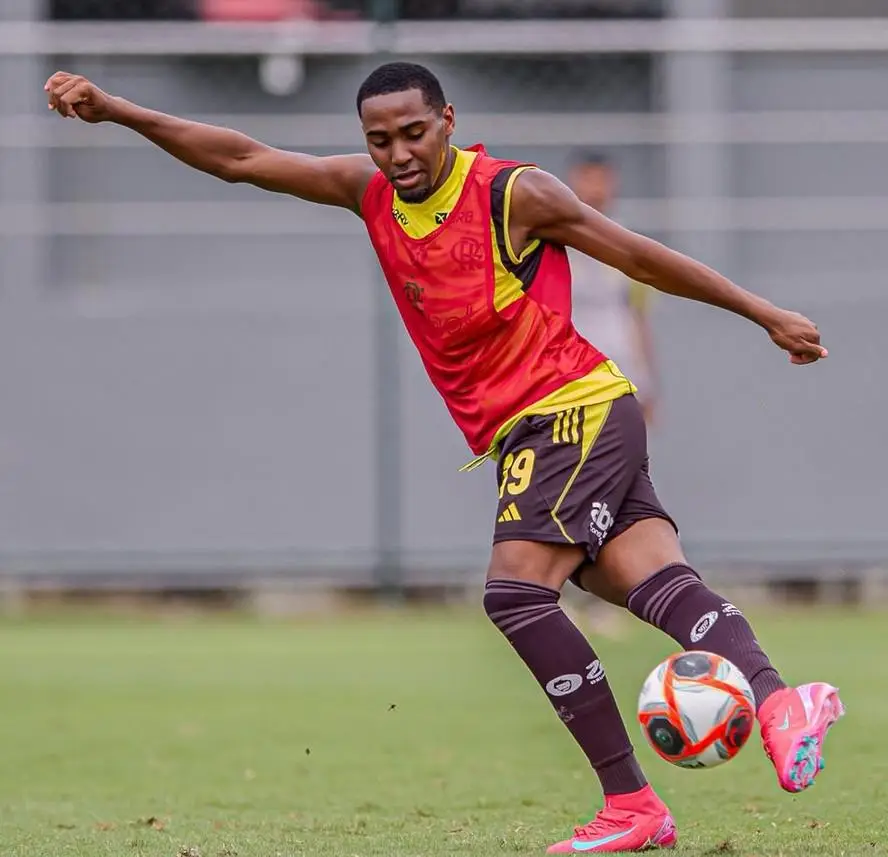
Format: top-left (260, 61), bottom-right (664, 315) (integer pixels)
top-left (637, 651), bottom-right (756, 769)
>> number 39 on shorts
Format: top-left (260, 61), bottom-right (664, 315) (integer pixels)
top-left (498, 449), bottom-right (536, 498)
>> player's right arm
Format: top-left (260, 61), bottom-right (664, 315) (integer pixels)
top-left (44, 71), bottom-right (376, 212)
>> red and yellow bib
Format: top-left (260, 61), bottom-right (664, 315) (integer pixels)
top-left (361, 144), bottom-right (635, 457)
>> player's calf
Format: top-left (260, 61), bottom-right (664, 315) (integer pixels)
top-left (482, 566), bottom-right (648, 798)
top-left (626, 563), bottom-right (786, 711)
top-left (625, 563), bottom-right (844, 792)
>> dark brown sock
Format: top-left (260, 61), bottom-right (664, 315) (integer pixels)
top-left (627, 564), bottom-right (787, 710)
top-left (484, 578), bottom-right (647, 795)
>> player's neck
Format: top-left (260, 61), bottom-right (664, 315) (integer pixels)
top-left (428, 145), bottom-right (457, 197)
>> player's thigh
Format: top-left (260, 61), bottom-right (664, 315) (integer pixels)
top-left (575, 459), bottom-right (683, 605)
top-left (487, 539), bottom-right (586, 591)
top-left (490, 394), bottom-right (645, 589)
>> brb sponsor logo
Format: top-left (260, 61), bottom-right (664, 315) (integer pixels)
top-left (690, 610), bottom-right (719, 643)
top-left (436, 209), bottom-right (474, 225)
top-left (589, 501), bottom-right (614, 546)
top-left (545, 661), bottom-right (606, 698)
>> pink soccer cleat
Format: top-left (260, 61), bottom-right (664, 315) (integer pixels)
top-left (546, 785), bottom-right (677, 853)
top-left (758, 682), bottom-right (845, 793)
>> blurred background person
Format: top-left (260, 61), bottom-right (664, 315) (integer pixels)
top-left (564, 152), bottom-right (660, 638)
top-left (567, 152), bottom-right (659, 428)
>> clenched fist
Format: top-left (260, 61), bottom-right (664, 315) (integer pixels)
top-left (765, 308), bottom-right (829, 365)
top-left (44, 71), bottom-right (116, 123)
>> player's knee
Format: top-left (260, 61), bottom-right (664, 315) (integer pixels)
top-left (483, 575), bottom-right (560, 636)
top-left (590, 517), bottom-right (686, 605)
top-left (484, 562), bottom-right (529, 624)
top-left (486, 541), bottom-right (584, 591)
top-left (573, 564), bottom-right (629, 606)
top-left (485, 555), bottom-right (524, 585)
top-left (481, 583), bottom-right (504, 622)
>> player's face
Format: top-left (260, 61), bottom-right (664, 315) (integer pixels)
top-left (569, 164), bottom-right (616, 213)
top-left (361, 89), bottom-right (455, 203)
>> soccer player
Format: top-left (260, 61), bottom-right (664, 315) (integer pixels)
top-left (44, 62), bottom-right (844, 854)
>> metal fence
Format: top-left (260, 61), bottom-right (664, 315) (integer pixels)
top-left (1, 3), bottom-right (886, 589)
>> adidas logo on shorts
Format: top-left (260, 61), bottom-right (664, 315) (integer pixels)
top-left (498, 502), bottom-right (522, 523)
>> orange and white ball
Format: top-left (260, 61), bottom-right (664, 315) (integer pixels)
top-left (637, 651), bottom-right (756, 769)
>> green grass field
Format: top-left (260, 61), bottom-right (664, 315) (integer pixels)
top-left (0, 603), bottom-right (883, 857)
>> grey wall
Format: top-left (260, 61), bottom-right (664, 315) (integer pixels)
top-left (1, 42), bottom-right (884, 582)
top-left (731, 0), bottom-right (886, 17)
top-left (649, 49), bottom-right (887, 564)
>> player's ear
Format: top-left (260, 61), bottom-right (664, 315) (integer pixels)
top-left (442, 103), bottom-right (455, 137)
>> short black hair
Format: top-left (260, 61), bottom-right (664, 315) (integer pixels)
top-left (569, 150), bottom-right (615, 170)
top-left (356, 62), bottom-right (446, 115)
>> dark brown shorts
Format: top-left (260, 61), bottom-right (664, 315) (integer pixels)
top-left (493, 394), bottom-right (677, 583)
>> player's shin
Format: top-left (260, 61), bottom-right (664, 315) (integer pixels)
top-left (484, 578), bottom-right (647, 795)
top-left (626, 563), bottom-right (786, 710)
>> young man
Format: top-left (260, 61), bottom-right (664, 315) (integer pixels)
top-left (45, 62), bottom-right (843, 854)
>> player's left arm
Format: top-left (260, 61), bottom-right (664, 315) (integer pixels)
top-left (509, 168), bottom-right (827, 365)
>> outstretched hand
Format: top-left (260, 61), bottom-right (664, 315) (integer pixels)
top-left (44, 71), bottom-right (115, 123)
top-left (766, 309), bottom-right (828, 365)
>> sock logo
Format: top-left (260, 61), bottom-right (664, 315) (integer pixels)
top-left (546, 662), bottom-right (605, 697)
top-left (721, 602), bottom-right (743, 617)
top-left (690, 610), bottom-right (719, 643)
top-left (586, 660), bottom-right (605, 685)
top-left (546, 673), bottom-right (584, 697)
top-left (556, 705), bottom-right (574, 723)
top-left (589, 501), bottom-right (614, 545)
